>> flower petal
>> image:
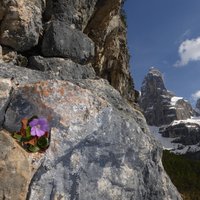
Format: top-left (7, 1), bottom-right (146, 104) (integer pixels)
top-left (36, 129), bottom-right (45, 137)
top-left (38, 118), bottom-right (49, 132)
top-left (29, 119), bottom-right (39, 127)
top-left (30, 127), bottom-right (37, 136)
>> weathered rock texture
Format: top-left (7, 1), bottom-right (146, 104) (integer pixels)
top-left (0, 1), bottom-right (182, 200)
top-left (0, 0), bottom-right (43, 51)
top-left (140, 67), bottom-right (194, 126)
top-left (0, 78), bottom-right (12, 126)
top-left (85, 0), bottom-right (135, 103)
top-left (0, 0), bottom-right (135, 103)
top-left (0, 74), bottom-right (181, 200)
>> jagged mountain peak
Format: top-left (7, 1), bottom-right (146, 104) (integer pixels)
top-left (140, 67), bottom-right (195, 126)
top-left (141, 67), bottom-right (167, 95)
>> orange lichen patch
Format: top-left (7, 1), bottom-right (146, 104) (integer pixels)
top-left (59, 87), bottom-right (65, 96)
top-left (41, 89), bottom-right (50, 97)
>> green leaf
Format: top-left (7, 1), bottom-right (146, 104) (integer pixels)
top-left (13, 133), bottom-right (22, 141)
top-left (21, 136), bottom-right (32, 142)
top-left (37, 136), bottom-right (49, 149)
top-left (28, 145), bottom-right (40, 153)
top-left (26, 126), bottom-right (31, 137)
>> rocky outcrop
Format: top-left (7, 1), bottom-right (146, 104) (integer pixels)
top-left (0, 0), bottom-right (135, 103)
top-left (0, 1), bottom-right (182, 200)
top-left (140, 67), bottom-right (194, 126)
top-left (0, 69), bottom-right (181, 199)
top-left (85, 0), bottom-right (135, 103)
top-left (162, 119), bottom-right (200, 145)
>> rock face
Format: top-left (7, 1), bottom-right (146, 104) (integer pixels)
top-left (85, 0), bottom-right (135, 103)
top-left (0, 74), bottom-right (181, 200)
top-left (0, 78), bottom-right (12, 126)
top-left (0, 1), bottom-right (182, 200)
top-left (0, 0), bottom-right (43, 51)
top-left (0, 0), bottom-right (135, 103)
top-left (42, 21), bottom-right (95, 64)
top-left (28, 56), bottom-right (96, 80)
top-left (140, 67), bottom-right (194, 126)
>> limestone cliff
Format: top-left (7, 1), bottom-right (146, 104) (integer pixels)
top-left (84, 0), bottom-right (135, 103)
top-left (0, 1), bottom-right (182, 200)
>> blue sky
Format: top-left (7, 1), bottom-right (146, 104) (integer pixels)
top-left (124, 0), bottom-right (200, 105)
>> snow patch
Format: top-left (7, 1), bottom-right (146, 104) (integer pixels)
top-left (170, 96), bottom-right (183, 106)
top-left (149, 126), bottom-right (180, 150)
top-left (171, 117), bottom-right (200, 126)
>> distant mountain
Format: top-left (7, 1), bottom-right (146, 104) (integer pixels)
top-left (140, 67), bottom-right (195, 126)
top-left (195, 98), bottom-right (200, 114)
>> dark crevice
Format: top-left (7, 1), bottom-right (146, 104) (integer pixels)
top-left (70, 173), bottom-right (80, 200)
top-left (49, 180), bottom-right (56, 200)
top-left (25, 164), bottom-right (47, 200)
top-left (1, 86), bottom-right (14, 129)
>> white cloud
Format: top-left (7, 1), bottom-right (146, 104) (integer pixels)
top-left (175, 37), bottom-right (200, 67)
top-left (191, 90), bottom-right (200, 101)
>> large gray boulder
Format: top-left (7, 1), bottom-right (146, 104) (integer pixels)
top-left (140, 67), bottom-right (194, 126)
top-left (1, 78), bottom-right (181, 200)
top-left (42, 21), bottom-right (95, 64)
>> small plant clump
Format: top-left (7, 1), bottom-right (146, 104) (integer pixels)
top-left (13, 116), bottom-right (50, 153)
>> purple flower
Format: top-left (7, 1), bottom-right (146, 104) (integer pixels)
top-left (29, 117), bottom-right (49, 137)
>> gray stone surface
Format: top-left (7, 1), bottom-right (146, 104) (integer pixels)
top-left (42, 21), bottom-right (95, 64)
top-left (140, 67), bottom-right (194, 126)
top-left (0, 62), bottom-right (51, 85)
top-left (44, 0), bottom-right (98, 30)
top-left (0, 78), bottom-right (12, 126)
top-left (29, 56), bottom-right (96, 80)
top-left (0, 0), bottom-right (43, 51)
top-left (3, 79), bottom-right (182, 200)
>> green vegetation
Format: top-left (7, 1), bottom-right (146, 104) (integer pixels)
top-left (162, 150), bottom-right (200, 200)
